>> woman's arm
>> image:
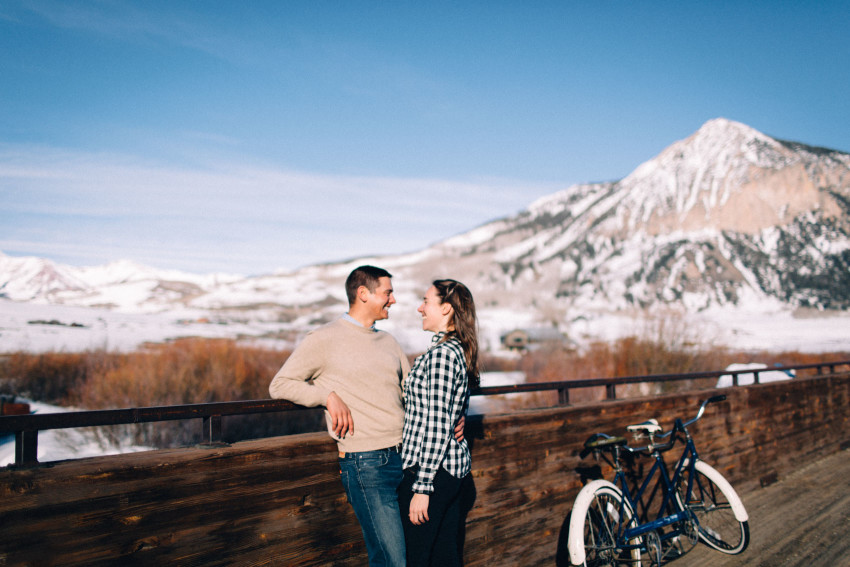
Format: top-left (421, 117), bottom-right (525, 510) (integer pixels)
top-left (411, 343), bottom-right (463, 494)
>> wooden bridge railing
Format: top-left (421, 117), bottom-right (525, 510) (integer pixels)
top-left (2, 369), bottom-right (849, 566)
top-left (2, 360), bottom-right (848, 467)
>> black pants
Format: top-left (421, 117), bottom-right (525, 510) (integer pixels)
top-left (398, 467), bottom-right (468, 567)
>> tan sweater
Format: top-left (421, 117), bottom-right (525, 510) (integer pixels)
top-left (269, 318), bottom-right (410, 453)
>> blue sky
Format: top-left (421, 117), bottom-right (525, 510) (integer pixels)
top-left (1, 1), bottom-right (848, 275)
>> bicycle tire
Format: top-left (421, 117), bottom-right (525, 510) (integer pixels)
top-left (675, 460), bottom-right (750, 555)
top-left (568, 480), bottom-right (642, 567)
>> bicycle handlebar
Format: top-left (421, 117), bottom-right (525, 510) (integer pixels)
top-left (684, 393), bottom-right (726, 428)
top-left (654, 394), bottom-right (726, 439)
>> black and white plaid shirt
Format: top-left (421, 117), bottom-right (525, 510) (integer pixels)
top-left (401, 332), bottom-right (471, 494)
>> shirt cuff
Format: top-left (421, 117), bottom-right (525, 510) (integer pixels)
top-left (412, 483), bottom-right (434, 495)
top-left (412, 476), bottom-right (435, 494)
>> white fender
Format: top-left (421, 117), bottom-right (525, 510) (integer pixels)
top-left (567, 480), bottom-right (627, 566)
top-left (684, 459), bottom-right (749, 522)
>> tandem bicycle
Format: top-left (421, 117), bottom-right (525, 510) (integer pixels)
top-left (567, 395), bottom-right (749, 566)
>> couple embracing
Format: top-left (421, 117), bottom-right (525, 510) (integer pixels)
top-left (269, 265), bottom-right (479, 566)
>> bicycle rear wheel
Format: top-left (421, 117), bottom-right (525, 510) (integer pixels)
top-left (568, 480), bottom-right (642, 566)
top-left (676, 460), bottom-right (749, 555)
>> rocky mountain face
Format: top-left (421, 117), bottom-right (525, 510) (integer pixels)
top-left (2, 118), bottom-right (849, 343)
top-left (430, 118), bottom-right (850, 316)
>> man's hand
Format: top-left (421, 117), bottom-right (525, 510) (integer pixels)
top-left (409, 493), bottom-right (430, 525)
top-left (327, 391), bottom-right (354, 438)
top-left (454, 415), bottom-right (465, 442)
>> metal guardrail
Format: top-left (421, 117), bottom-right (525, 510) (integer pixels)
top-left (2, 360), bottom-right (848, 467)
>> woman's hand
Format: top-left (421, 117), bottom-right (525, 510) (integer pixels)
top-left (409, 493), bottom-right (430, 525)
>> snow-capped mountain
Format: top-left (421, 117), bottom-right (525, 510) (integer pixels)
top-left (2, 118), bottom-right (849, 353)
top-left (427, 117), bottom-right (850, 314)
top-left (0, 255), bottom-right (243, 310)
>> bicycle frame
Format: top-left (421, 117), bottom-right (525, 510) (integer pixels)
top-left (591, 398), bottom-right (719, 552)
top-left (570, 395), bottom-right (749, 565)
top-left (617, 420), bottom-right (699, 545)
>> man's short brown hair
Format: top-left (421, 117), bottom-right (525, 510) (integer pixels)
top-left (345, 265), bottom-right (392, 305)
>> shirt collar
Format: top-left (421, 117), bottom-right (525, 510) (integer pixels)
top-left (343, 312), bottom-right (376, 331)
top-left (431, 331), bottom-right (448, 345)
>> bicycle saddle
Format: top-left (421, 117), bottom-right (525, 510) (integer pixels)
top-left (626, 418), bottom-right (662, 434)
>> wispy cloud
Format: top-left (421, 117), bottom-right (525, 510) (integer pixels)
top-left (19, 1), bottom-right (207, 48)
top-left (10, 0), bottom-right (265, 69)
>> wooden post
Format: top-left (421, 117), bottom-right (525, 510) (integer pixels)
top-left (202, 415), bottom-right (222, 444)
top-left (16, 430), bottom-right (38, 466)
top-left (557, 386), bottom-right (570, 406)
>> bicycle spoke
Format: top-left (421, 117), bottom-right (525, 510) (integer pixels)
top-left (582, 488), bottom-right (641, 566)
top-left (677, 463), bottom-right (749, 554)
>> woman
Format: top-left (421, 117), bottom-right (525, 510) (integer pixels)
top-left (399, 279), bottom-right (479, 567)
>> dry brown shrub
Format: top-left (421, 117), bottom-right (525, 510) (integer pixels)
top-left (73, 339), bottom-right (289, 409)
top-left (505, 308), bottom-right (800, 407)
top-left (0, 340), bottom-right (297, 447)
top-left (478, 353), bottom-right (520, 373)
top-left (0, 351), bottom-right (89, 403)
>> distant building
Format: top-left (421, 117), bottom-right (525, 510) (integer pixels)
top-left (1, 395), bottom-right (31, 416)
top-left (501, 327), bottom-right (567, 351)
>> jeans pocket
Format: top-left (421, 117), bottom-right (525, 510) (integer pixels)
top-left (358, 452), bottom-right (390, 467)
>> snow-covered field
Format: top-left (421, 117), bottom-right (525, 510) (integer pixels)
top-left (469, 371), bottom-right (528, 415)
top-left (2, 297), bottom-right (848, 356)
top-left (0, 299), bottom-right (296, 353)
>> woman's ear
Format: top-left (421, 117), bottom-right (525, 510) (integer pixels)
top-left (444, 305), bottom-right (456, 331)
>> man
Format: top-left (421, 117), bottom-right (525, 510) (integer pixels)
top-left (269, 265), bottom-right (410, 566)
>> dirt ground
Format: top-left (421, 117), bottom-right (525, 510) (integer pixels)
top-left (677, 448), bottom-right (850, 567)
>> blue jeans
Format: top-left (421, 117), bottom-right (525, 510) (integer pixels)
top-left (339, 448), bottom-right (406, 567)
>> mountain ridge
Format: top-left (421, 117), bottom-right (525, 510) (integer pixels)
top-left (2, 117), bottom-right (849, 351)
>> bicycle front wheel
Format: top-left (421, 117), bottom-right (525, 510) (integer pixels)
top-left (568, 480), bottom-right (642, 567)
top-left (676, 460), bottom-right (749, 555)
